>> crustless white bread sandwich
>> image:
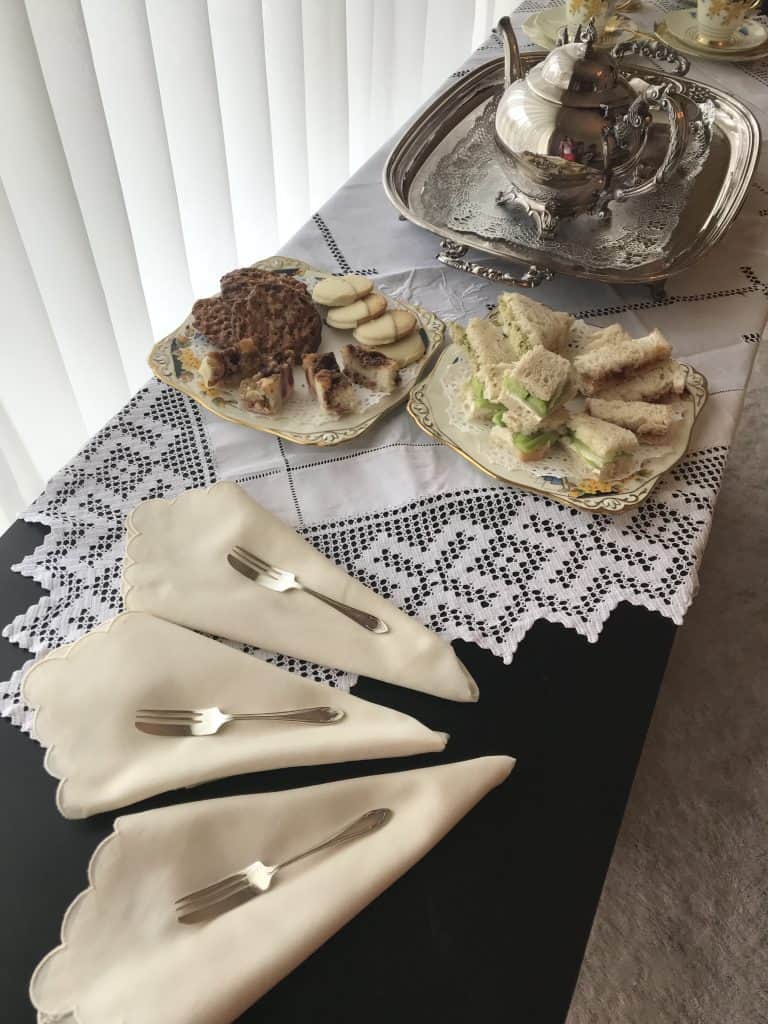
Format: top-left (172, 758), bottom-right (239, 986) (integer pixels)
top-left (501, 347), bottom-right (574, 419)
top-left (496, 293), bottom-right (573, 358)
top-left (573, 328), bottom-right (672, 395)
top-left (563, 413), bottom-right (639, 481)
top-left (595, 359), bottom-right (688, 402)
top-left (586, 398), bottom-right (676, 444)
top-left (491, 406), bottom-right (568, 462)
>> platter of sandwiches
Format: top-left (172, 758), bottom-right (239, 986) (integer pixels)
top-left (408, 294), bottom-right (708, 513)
top-left (148, 257), bottom-right (442, 446)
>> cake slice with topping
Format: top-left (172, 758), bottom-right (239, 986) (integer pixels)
top-left (338, 344), bottom-right (400, 393)
top-left (312, 369), bottom-right (358, 417)
top-left (302, 351), bottom-right (340, 392)
top-left (238, 363), bottom-right (294, 415)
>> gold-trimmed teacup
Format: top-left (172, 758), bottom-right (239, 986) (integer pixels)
top-left (696, 0), bottom-right (760, 46)
top-left (565, 0), bottom-right (617, 39)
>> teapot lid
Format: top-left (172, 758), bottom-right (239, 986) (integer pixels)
top-left (527, 28), bottom-right (635, 109)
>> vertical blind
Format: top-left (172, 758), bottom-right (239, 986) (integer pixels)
top-left (1, 0), bottom-right (513, 529)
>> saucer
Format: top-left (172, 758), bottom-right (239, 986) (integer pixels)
top-left (522, 7), bottom-right (638, 49)
top-left (665, 8), bottom-right (768, 53)
top-left (655, 18), bottom-right (768, 61)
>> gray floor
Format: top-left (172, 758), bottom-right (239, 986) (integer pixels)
top-left (567, 341), bottom-right (768, 1024)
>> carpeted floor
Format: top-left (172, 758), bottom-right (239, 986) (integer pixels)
top-left (567, 340), bottom-right (768, 1024)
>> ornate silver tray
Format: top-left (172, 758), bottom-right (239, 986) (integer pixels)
top-left (384, 54), bottom-right (759, 289)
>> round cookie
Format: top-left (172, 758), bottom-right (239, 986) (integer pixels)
top-left (312, 274), bottom-right (374, 307)
top-left (352, 309), bottom-right (417, 347)
top-left (326, 292), bottom-right (387, 330)
top-left (369, 331), bottom-right (426, 367)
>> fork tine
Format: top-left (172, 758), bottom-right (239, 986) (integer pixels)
top-left (134, 715), bottom-right (200, 725)
top-left (175, 871), bottom-right (247, 906)
top-left (176, 882), bottom-right (254, 924)
top-left (135, 709), bottom-right (203, 720)
top-left (231, 546), bottom-right (280, 580)
top-left (231, 544), bottom-right (269, 569)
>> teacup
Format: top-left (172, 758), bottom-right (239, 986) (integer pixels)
top-left (696, 0), bottom-right (759, 45)
top-left (565, 0), bottom-right (616, 40)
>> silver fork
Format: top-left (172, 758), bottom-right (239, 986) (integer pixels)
top-left (175, 807), bottom-right (392, 924)
top-left (227, 545), bottom-right (388, 634)
top-left (135, 704), bottom-right (345, 737)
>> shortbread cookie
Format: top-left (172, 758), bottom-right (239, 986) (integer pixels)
top-left (326, 293), bottom-right (388, 329)
top-left (312, 274), bottom-right (373, 307)
top-left (352, 309), bottom-right (417, 347)
top-left (339, 344), bottom-right (400, 393)
top-left (369, 331), bottom-right (425, 367)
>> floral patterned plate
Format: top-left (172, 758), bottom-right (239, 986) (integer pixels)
top-left (148, 257), bottom-right (444, 447)
top-left (408, 338), bottom-right (708, 515)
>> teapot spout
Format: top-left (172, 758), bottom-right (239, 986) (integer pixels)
top-left (497, 16), bottom-right (523, 88)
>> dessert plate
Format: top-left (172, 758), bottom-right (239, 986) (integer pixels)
top-left (654, 18), bottom-right (768, 60)
top-left (407, 336), bottom-right (708, 515)
top-left (148, 257), bottom-right (444, 447)
top-left (522, 7), bottom-right (638, 49)
top-left (665, 8), bottom-right (768, 53)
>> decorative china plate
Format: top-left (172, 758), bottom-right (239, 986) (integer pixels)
top-left (148, 257), bottom-right (444, 447)
top-left (665, 8), bottom-right (768, 53)
top-left (655, 18), bottom-right (768, 60)
top-left (522, 7), bottom-right (638, 49)
top-left (407, 340), bottom-right (709, 515)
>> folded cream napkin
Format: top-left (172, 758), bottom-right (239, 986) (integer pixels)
top-left (31, 755), bottom-right (514, 1024)
top-left (22, 611), bottom-right (450, 819)
top-left (122, 482), bottom-right (478, 702)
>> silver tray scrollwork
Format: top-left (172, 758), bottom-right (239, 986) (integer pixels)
top-left (383, 54), bottom-right (760, 288)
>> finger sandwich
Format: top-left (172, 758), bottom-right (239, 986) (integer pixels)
top-left (502, 347), bottom-right (574, 419)
top-left (496, 293), bottom-right (573, 358)
top-left (586, 398), bottom-right (676, 444)
top-left (573, 328), bottom-right (672, 395)
top-left (596, 359), bottom-right (688, 402)
top-left (491, 405), bottom-right (568, 462)
top-left (563, 413), bottom-right (639, 481)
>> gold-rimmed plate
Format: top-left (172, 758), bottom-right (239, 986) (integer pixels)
top-left (148, 256), bottom-right (445, 447)
top-left (407, 341), bottom-right (709, 515)
top-left (665, 9), bottom-right (768, 54)
top-left (522, 7), bottom-right (639, 49)
top-left (655, 17), bottom-right (768, 61)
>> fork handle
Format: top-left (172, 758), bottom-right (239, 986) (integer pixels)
top-left (299, 584), bottom-right (389, 634)
top-left (230, 707), bottom-right (343, 724)
top-left (279, 808), bottom-right (392, 871)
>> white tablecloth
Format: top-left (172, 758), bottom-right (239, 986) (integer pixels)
top-left (4, 6), bottom-right (767, 734)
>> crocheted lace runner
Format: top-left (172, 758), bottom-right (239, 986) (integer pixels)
top-left (2, 376), bottom-right (730, 735)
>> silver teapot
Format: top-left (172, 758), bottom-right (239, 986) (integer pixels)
top-left (494, 17), bottom-right (695, 237)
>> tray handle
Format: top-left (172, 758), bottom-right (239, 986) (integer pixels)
top-left (436, 240), bottom-right (553, 288)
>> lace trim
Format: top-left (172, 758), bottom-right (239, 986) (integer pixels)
top-left (2, 374), bottom-right (730, 737)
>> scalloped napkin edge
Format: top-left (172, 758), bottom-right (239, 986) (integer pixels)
top-left (30, 756), bottom-right (515, 1024)
top-left (121, 482), bottom-right (479, 703)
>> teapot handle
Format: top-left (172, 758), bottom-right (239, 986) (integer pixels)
top-left (497, 16), bottom-right (523, 88)
top-left (595, 84), bottom-right (689, 215)
top-left (611, 38), bottom-right (690, 77)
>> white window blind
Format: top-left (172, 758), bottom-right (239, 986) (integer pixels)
top-left (1, 0), bottom-right (507, 530)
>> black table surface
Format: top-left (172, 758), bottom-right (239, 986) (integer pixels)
top-left (0, 518), bottom-right (676, 1024)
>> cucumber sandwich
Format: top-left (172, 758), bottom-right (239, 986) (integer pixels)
top-left (502, 347), bottom-right (574, 419)
top-left (563, 413), bottom-right (639, 481)
top-left (496, 293), bottom-right (573, 359)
